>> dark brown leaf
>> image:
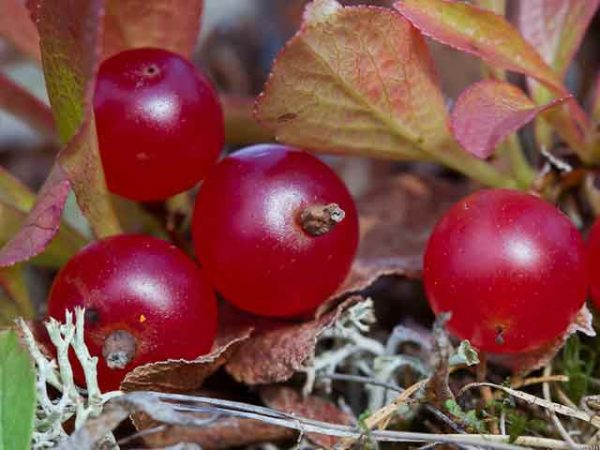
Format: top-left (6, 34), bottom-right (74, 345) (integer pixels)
top-left (133, 413), bottom-right (293, 449)
top-left (261, 386), bottom-right (353, 448)
top-left (224, 297), bottom-right (360, 385)
top-left (120, 327), bottom-right (253, 393)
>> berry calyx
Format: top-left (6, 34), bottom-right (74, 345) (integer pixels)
top-left (94, 48), bottom-right (224, 201)
top-left (192, 144), bottom-right (359, 318)
top-left (424, 189), bottom-right (588, 354)
top-left (47, 234), bottom-right (218, 391)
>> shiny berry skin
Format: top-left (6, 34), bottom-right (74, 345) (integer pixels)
top-left (94, 48), bottom-right (224, 201)
top-left (192, 144), bottom-right (359, 318)
top-left (588, 219), bottom-right (600, 305)
top-left (47, 234), bottom-right (218, 391)
top-left (424, 189), bottom-right (588, 354)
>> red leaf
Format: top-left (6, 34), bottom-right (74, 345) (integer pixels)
top-left (0, 165), bottom-right (70, 267)
top-left (517, 0), bottom-right (599, 79)
top-left (0, 73), bottom-right (55, 138)
top-left (103, 0), bottom-right (203, 59)
top-left (0, 0), bottom-right (40, 62)
top-left (393, 0), bottom-right (564, 95)
top-left (451, 80), bottom-right (569, 159)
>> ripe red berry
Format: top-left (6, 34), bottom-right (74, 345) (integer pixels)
top-left (424, 189), bottom-right (588, 353)
top-left (94, 48), bottom-right (224, 201)
top-left (47, 235), bottom-right (218, 391)
top-left (192, 144), bottom-right (359, 318)
top-left (588, 219), bottom-right (600, 305)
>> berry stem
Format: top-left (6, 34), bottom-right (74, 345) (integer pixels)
top-left (103, 330), bottom-right (136, 369)
top-left (299, 203), bottom-right (345, 236)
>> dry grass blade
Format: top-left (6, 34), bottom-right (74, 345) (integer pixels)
top-left (459, 382), bottom-right (600, 429)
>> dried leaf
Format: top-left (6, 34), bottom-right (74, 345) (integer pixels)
top-left (490, 305), bottom-right (596, 374)
top-left (225, 297), bottom-right (360, 385)
top-left (120, 328), bottom-right (253, 393)
top-left (0, 73), bottom-right (55, 138)
top-left (450, 80), bottom-right (569, 159)
top-left (393, 0), bottom-right (563, 95)
top-left (517, 0), bottom-right (599, 79)
top-left (134, 413), bottom-right (293, 449)
top-left (0, 0), bottom-right (40, 61)
top-left (261, 386), bottom-right (353, 448)
top-left (256, 1), bottom-right (451, 160)
top-left (103, 0), bottom-right (203, 59)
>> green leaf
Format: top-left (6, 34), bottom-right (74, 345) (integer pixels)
top-left (0, 329), bottom-right (36, 450)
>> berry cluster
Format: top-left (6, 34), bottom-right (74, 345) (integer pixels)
top-left (46, 49), bottom-right (359, 391)
top-left (45, 48), bottom-right (599, 391)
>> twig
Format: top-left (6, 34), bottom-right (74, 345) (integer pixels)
top-left (543, 364), bottom-right (579, 449)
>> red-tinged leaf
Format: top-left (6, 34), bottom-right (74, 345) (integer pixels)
top-left (103, 0), bottom-right (203, 59)
top-left (0, 73), bottom-right (55, 138)
top-left (30, 0), bottom-right (103, 142)
top-left (256, 0), bottom-right (513, 188)
top-left (393, 0), bottom-right (564, 95)
top-left (451, 80), bottom-right (569, 159)
top-left (57, 118), bottom-right (120, 237)
top-left (0, 166), bottom-right (86, 268)
top-left (261, 386), bottom-right (354, 448)
top-left (517, 0), bottom-right (599, 79)
top-left (256, 1), bottom-right (451, 160)
top-left (0, 165), bottom-right (70, 268)
top-left (26, 0), bottom-right (121, 239)
top-left (0, 0), bottom-right (40, 62)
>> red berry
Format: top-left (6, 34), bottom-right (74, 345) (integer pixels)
top-left (47, 235), bottom-right (218, 391)
top-left (588, 219), bottom-right (600, 305)
top-left (192, 144), bottom-right (359, 318)
top-left (94, 48), bottom-right (224, 201)
top-left (424, 189), bottom-right (588, 353)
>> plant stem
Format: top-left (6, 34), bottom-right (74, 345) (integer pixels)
top-left (503, 133), bottom-right (535, 189)
top-left (434, 142), bottom-right (518, 189)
